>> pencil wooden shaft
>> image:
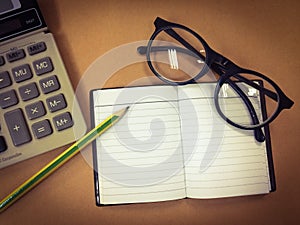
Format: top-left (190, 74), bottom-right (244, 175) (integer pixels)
top-left (0, 107), bottom-right (128, 213)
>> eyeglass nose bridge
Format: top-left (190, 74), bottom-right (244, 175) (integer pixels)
top-left (208, 50), bottom-right (240, 76)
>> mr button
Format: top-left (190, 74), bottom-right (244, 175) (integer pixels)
top-left (39, 75), bottom-right (60, 94)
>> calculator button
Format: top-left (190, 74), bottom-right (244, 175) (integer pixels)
top-left (19, 82), bottom-right (40, 101)
top-left (27, 42), bottom-right (47, 56)
top-left (53, 112), bottom-right (74, 131)
top-left (33, 57), bottom-right (54, 76)
top-left (0, 136), bottom-right (7, 153)
top-left (39, 75), bottom-right (60, 94)
top-left (4, 109), bottom-right (32, 146)
top-left (6, 49), bottom-right (25, 63)
top-left (32, 120), bottom-right (53, 139)
top-left (0, 71), bottom-right (12, 89)
top-left (25, 101), bottom-right (46, 120)
top-left (46, 94), bottom-right (67, 112)
top-left (12, 64), bottom-right (33, 83)
top-left (0, 56), bottom-right (5, 66)
top-left (0, 90), bottom-right (19, 109)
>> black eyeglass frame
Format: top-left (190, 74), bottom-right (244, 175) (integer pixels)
top-left (139, 17), bottom-right (294, 136)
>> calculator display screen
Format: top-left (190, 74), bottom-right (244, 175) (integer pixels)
top-left (0, 0), bottom-right (46, 42)
top-left (0, 8), bottom-right (44, 42)
top-left (0, 18), bottom-right (22, 36)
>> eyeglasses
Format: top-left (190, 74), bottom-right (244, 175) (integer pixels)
top-left (137, 17), bottom-right (294, 142)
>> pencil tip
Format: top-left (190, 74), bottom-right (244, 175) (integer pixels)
top-left (115, 106), bottom-right (130, 117)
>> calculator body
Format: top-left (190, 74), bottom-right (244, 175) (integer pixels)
top-left (0, 0), bottom-right (87, 168)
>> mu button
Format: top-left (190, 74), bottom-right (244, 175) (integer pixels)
top-left (12, 64), bottom-right (33, 83)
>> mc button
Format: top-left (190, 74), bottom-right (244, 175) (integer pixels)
top-left (33, 57), bottom-right (54, 76)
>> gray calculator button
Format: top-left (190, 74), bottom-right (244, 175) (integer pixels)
top-left (32, 120), bottom-right (53, 139)
top-left (6, 49), bottom-right (25, 62)
top-left (46, 94), bottom-right (67, 112)
top-left (39, 75), bottom-right (60, 94)
top-left (0, 71), bottom-right (12, 89)
top-left (12, 64), bottom-right (33, 83)
top-left (19, 82), bottom-right (40, 101)
top-left (28, 42), bottom-right (47, 55)
top-left (53, 112), bottom-right (74, 131)
top-left (0, 136), bottom-right (7, 153)
top-left (0, 56), bottom-right (5, 66)
top-left (0, 90), bottom-right (19, 109)
top-left (4, 109), bottom-right (32, 146)
top-left (33, 57), bottom-right (53, 75)
top-left (25, 101), bottom-right (46, 120)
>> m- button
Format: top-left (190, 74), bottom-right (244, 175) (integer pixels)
top-left (6, 49), bottom-right (25, 63)
top-left (33, 57), bottom-right (54, 76)
top-left (46, 94), bottom-right (67, 112)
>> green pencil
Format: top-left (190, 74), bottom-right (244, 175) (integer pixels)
top-left (0, 106), bottom-right (129, 213)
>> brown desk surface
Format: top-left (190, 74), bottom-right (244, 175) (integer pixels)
top-left (1, 0), bottom-right (299, 224)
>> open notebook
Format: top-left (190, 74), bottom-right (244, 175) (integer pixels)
top-left (90, 83), bottom-right (275, 206)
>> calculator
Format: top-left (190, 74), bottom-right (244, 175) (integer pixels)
top-left (0, 0), bottom-right (86, 168)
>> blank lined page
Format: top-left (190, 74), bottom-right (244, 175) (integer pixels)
top-left (178, 83), bottom-right (271, 199)
top-left (92, 86), bottom-right (186, 204)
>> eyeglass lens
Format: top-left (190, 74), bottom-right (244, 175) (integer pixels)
top-left (216, 73), bottom-right (280, 129)
top-left (148, 28), bottom-right (208, 83)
